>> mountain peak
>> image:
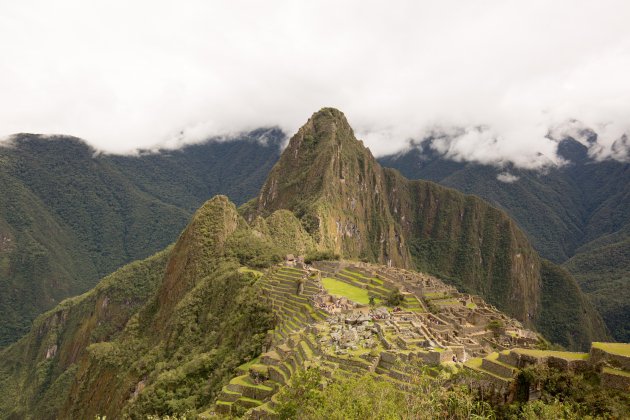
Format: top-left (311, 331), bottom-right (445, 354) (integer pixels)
top-left (252, 108), bottom-right (370, 216)
top-left (248, 108), bottom-right (411, 266)
top-left (309, 107), bottom-right (352, 129)
top-left (289, 107), bottom-right (362, 152)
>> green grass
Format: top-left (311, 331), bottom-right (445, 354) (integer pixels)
top-left (232, 375), bottom-right (274, 391)
top-left (602, 366), bottom-right (630, 377)
top-left (423, 292), bottom-right (450, 300)
top-left (238, 267), bottom-right (264, 278)
top-left (464, 357), bottom-right (482, 368)
top-left (236, 356), bottom-right (262, 373)
top-left (513, 349), bottom-right (590, 360)
top-left (592, 342), bottom-right (630, 357)
top-left (403, 296), bottom-right (424, 312)
top-left (321, 277), bottom-right (370, 305)
top-left (433, 299), bottom-right (460, 306)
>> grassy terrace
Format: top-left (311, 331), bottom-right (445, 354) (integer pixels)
top-left (236, 356), bottom-right (262, 373)
top-left (513, 349), bottom-right (590, 360)
top-left (232, 375), bottom-right (274, 391)
top-left (592, 342), bottom-right (630, 357)
top-left (433, 299), bottom-right (460, 306)
top-left (322, 277), bottom-right (370, 305)
top-left (465, 357), bottom-right (483, 369)
top-left (424, 292), bottom-right (451, 300)
top-left (238, 267), bottom-right (264, 277)
top-left (603, 367), bottom-right (630, 377)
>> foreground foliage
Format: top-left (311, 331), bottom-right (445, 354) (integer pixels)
top-left (275, 364), bottom-right (629, 420)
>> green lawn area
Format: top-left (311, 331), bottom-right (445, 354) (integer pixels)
top-left (592, 342), bottom-right (630, 357)
top-left (322, 277), bottom-right (370, 305)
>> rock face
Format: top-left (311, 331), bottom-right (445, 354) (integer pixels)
top-left (246, 108), bottom-right (607, 349)
top-left (251, 108), bottom-right (411, 267)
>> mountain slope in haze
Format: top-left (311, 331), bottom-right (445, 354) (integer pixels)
top-left (0, 130), bottom-right (282, 346)
top-left (380, 138), bottom-right (629, 341)
top-left (107, 128), bottom-right (284, 212)
top-left (244, 108), bottom-right (607, 349)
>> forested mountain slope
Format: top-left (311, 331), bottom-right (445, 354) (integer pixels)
top-left (0, 130), bottom-right (282, 346)
top-left (380, 138), bottom-right (630, 341)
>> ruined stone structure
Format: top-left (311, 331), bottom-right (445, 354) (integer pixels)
top-left (209, 261), bottom-right (628, 418)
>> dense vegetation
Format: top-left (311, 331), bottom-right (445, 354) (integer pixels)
top-left (0, 130), bottom-right (282, 346)
top-left (0, 196), bottom-right (293, 418)
top-left (380, 138), bottom-right (629, 341)
top-left (275, 364), bottom-right (629, 419)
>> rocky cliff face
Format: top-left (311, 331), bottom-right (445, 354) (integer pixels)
top-left (251, 108), bottom-right (411, 267)
top-left (246, 108), bottom-right (606, 346)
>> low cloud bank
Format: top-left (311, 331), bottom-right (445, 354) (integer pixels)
top-left (0, 1), bottom-right (628, 167)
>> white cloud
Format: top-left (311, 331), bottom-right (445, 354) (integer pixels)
top-left (497, 172), bottom-right (520, 183)
top-left (0, 0), bottom-right (629, 165)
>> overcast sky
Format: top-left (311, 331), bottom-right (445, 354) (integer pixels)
top-left (1, 0), bottom-right (629, 168)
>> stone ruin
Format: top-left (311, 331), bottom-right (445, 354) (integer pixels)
top-left (212, 260), bottom-right (627, 418)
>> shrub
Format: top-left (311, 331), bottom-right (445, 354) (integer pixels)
top-left (385, 289), bottom-right (405, 307)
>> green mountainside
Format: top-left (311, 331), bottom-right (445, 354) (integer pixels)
top-left (246, 108), bottom-right (607, 350)
top-left (380, 138), bottom-right (630, 341)
top-left (0, 196), bottom-right (306, 419)
top-left (0, 109), bottom-right (619, 419)
top-left (0, 131), bottom-right (282, 346)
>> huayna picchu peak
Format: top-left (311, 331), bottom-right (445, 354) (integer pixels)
top-left (246, 108), bottom-right (607, 350)
top-left (0, 108), bottom-right (625, 419)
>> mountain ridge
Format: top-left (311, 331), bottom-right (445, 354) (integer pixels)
top-left (244, 107), bottom-right (606, 349)
top-left (0, 131), bottom-right (282, 346)
top-left (380, 137), bottom-right (629, 341)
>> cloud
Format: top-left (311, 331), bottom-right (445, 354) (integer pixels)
top-left (0, 0), bottom-right (629, 165)
top-left (497, 172), bottom-right (520, 183)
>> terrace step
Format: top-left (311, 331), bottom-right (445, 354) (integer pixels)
top-left (217, 388), bottom-right (242, 403)
top-left (481, 354), bottom-right (517, 378)
top-left (215, 400), bottom-right (233, 415)
top-left (601, 366), bottom-right (630, 391)
top-left (235, 396), bottom-right (264, 410)
top-left (464, 358), bottom-right (512, 388)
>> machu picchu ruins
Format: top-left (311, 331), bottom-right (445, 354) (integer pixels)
top-left (210, 258), bottom-right (630, 418)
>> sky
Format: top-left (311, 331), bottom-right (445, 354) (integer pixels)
top-left (0, 0), bottom-right (629, 169)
